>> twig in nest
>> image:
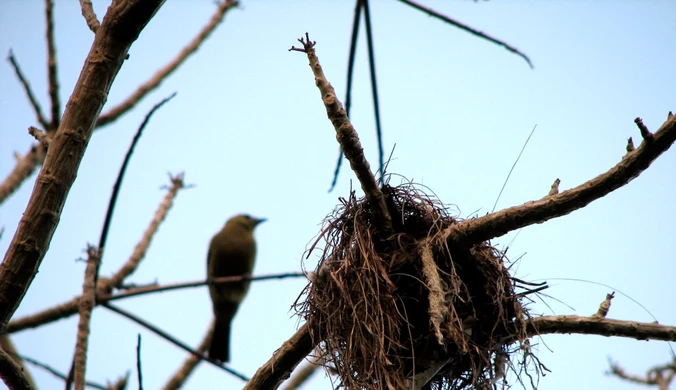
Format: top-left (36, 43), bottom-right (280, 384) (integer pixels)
top-left (592, 291), bottom-right (615, 318)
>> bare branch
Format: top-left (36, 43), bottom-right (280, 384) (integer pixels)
top-left (281, 350), bottom-right (324, 390)
top-left (28, 126), bottom-right (51, 147)
top-left (244, 323), bottom-right (315, 390)
top-left (5, 351), bottom-right (108, 390)
top-left (107, 173), bottom-right (185, 288)
top-left (0, 147), bottom-right (43, 206)
top-left (397, 0), bottom-right (533, 68)
top-left (6, 51), bottom-right (50, 130)
top-left (0, 347), bottom-right (34, 390)
top-left (290, 33), bottom-right (394, 240)
top-left (162, 320), bottom-right (214, 390)
top-left (79, 0), bottom-right (100, 33)
top-left (136, 334), bottom-right (144, 390)
top-left (44, 0), bottom-right (61, 129)
top-left (5, 272), bottom-right (303, 334)
top-left (72, 247), bottom-right (101, 390)
top-left (0, 0), bottom-right (168, 331)
top-left (0, 335), bottom-right (36, 388)
top-left (95, 0), bottom-right (239, 128)
top-left (445, 114), bottom-right (676, 244)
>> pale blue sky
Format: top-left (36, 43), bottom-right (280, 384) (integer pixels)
top-left (1, 1), bottom-right (675, 389)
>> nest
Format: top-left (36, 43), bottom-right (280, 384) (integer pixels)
top-left (296, 182), bottom-right (532, 389)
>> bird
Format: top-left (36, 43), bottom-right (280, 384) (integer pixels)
top-left (207, 214), bottom-right (265, 363)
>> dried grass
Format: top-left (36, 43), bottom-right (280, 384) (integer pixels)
top-left (296, 181), bottom-right (531, 389)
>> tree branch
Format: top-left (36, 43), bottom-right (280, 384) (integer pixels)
top-left (290, 33), bottom-right (394, 240)
top-left (445, 114), bottom-right (676, 244)
top-left (95, 0), bottom-right (238, 128)
top-left (6, 51), bottom-right (50, 130)
top-left (0, 347), bottom-right (34, 390)
top-left (0, 0), bottom-right (168, 331)
top-left (243, 323), bottom-right (315, 390)
top-left (79, 0), bottom-right (100, 33)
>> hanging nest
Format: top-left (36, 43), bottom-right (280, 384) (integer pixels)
top-left (296, 182), bottom-right (534, 389)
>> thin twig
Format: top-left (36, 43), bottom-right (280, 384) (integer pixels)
top-left (79, 0), bottom-right (100, 32)
top-left (6, 272), bottom-right (302, 334)
top-left (361, 0), bottom-right (385, 181)
top-left (105, 272), bottom-right (305, 302)
top-left (9, 352), bottom-right (108, 390)
top-left (445, 114), bottom-right (676, 244)
top-left (45, 0), bottom-right (61, 129)
top-left (101, 302), bottom-right (249, 382)
top-left (6, 50), bottom-right (50, 129)
top-left (136, 334), bottom-right (143, 390)
top-left (96, 92), bottom-right (177, 287)
top-left (290, 33), bottom-right (394, 240)
top-left (95, 1), bottom-right (238, 128)
top-left (397, 0), bottom-right (533, 68)
top-left (0, 0), bottom-right (168, 332)
top-left (162, 320), bottom-right (215, 390)
top-left (492, 124), bottom-right (537, 212)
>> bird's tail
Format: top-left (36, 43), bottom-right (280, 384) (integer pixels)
top-left (208, 300), bottom-right (240, 363)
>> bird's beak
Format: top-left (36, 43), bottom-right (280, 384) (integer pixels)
top-left (253, 217), bottom-right (267, 226)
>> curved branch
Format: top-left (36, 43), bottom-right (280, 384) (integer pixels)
top-left (446, 114), bottom-right (676, 244)
top-left (0, 348), bottom-right (34, 390)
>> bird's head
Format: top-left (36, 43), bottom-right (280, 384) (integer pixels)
top-left (226, 214), bottom-right (266, 232)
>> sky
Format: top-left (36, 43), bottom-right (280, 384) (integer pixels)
top-left (0, 1), bottom-right (675, 389)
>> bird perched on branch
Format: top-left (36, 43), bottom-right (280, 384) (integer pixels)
top-left (207, 214), bottom-right (266, 362)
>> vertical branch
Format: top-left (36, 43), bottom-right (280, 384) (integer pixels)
top-left (72, 247), bottom-right (100, 390)
top-left (0, 0), bottom-right (168, 331)
top-left (360, 0), bottom-right (385, 178)
top-left (45, 0), bottom-right (61, 129)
